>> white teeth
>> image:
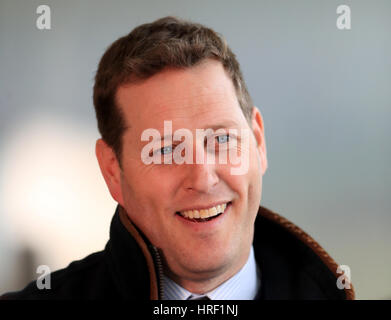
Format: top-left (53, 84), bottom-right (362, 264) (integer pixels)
top-left (179, 203), bottom-right (229, 219)
top-left (200, 209), bottom-right (208, 218)
top-left (193, 210), bottom-right (200, 218)
top-left (209, 207), bottom-right (217, 216)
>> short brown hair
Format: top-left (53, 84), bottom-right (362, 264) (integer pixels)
top-left (93, 16), bottom-right (253, 163)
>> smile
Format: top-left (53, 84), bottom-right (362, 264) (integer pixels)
top-left (176, 202), bottom-right (232, 222)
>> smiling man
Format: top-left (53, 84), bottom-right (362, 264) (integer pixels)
top-left (2, 16), bottom-right (354, 300)
top-left (105, 58), bottom-right (264, 297)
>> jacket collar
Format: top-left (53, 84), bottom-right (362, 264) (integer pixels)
top-left (253, 206), bottom-right (355, 300)
top-left (104, 205), bottom-right (159, 299)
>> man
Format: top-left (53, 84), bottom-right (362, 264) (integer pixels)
top-left (2, 16), bottom-right (354, 300)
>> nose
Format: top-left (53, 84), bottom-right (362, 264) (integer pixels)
top-left (180, 134), bottom-right (221, 193)
top-left (183, 161), bottom-right (219, 193)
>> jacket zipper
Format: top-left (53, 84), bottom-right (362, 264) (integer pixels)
top-left (151, 245), bottom-right (164, 300)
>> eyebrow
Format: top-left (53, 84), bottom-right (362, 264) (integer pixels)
top-left (155, 120), bottom-right (240, 141)
top-left (205, 120), bottom-right (240, 130)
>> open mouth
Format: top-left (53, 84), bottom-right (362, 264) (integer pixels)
top-left (175, 201), bottom-right (232, 223)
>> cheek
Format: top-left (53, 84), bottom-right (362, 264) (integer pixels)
top-left (247, 139), bottom-right (263, 186)
top-left (120, 175), bottom-right (167, 244)
top-left (120, 167), bottom-right (177, 216)
top-left (121, 171), bottom-right (170, 210)
top-left (229, 150), bottom-right (262, 210)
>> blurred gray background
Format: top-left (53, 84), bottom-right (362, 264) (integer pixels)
top-left (0, 0), bottom-right (390, 299)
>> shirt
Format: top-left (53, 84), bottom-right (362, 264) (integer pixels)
top-left (162, 246), bottom-right (260, 300)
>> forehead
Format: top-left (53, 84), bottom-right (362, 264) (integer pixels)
top-left (116, 60), bottom-right (246, 131)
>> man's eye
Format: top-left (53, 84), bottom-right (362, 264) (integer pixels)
top-left (157, 146), bottom-right (173, 155)
top-left (216, 134), bottom-right (229, 144)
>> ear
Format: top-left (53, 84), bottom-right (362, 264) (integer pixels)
top-left (95, 139), bottom-right (124, 205)
top-left (251, 107), bottom-right (268, 175)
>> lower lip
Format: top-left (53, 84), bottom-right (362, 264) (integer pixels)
top-left (175, 202), bottom-right (232, 230)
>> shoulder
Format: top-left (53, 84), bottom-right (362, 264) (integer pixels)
top-left (254, 206), bottom-right (355, 300)
top-left (1, 250), bottom-right (117, 300)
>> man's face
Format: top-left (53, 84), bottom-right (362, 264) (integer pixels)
top-left (102, 59), bottom-right (267, 288)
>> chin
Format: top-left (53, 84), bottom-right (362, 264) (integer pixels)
top-left (182, 245), bottom-right (236, 274)
top-left (184, 259), bottom-right (228, 276)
